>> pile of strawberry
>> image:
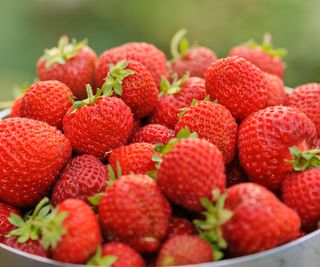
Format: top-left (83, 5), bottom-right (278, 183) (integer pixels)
top-left (1, 30), bottom-right (320, 267)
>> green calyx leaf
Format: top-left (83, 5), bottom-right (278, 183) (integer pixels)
top-left (193, 189), bottom-right (233, 261)
top-left (106, 161), bottom-right (123, 189)
top-left (86, 246), bottom-right (118, 266)
top-left (101, 60), bottom-right (135, 97)
top-left (288, 146), bottom-right (320, 171)
top-left (41, 36), bottom-right (87, 68)
top-left (159, 72), bottom-right (190, 97)
top-left (87, 193), bottom-right (105, 207)
top-left (70, 84), bottom-right (103, 112)
top-left (170, 28), bottom-right (190, 60)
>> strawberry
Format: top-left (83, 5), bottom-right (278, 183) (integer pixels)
top-left (63, 86), bottom-right (133, 159)
top-left (169, 29), bottom-right (217, 78)
top-left (167, 217), bottom-right (196, 239)
top-left (282, 167), bottom-right (320, 231)
top-left (52, 155), bottom-right (108, 205)
top-left (317, 139), bottom-right (320, 148)
top-left (265, 73), bottom-right (287, 106)
top-left (20, 80), bottom-right (73, 129)
top-left (175, 100), bottom-right (238, 163)
top-left (229, 34), bottom-right (286, 78)
top-left (205, 56), bottom-right (269, 120)
top-left (0, 202), bottom-right (20, 242)
top-left (226, 155), bottom-right (248, 187)
top-left (96, 42), bottom-right (169, 87)
top-left (128, 118), bottom-right (141, 143)
top-left (287, 83), bottom-right (320, 137)
top-left (156, 235), bottom-right (213, 266)
top-left (2, 237), bottom-right (48, 257)
top-left (9, 95), bottom-right (24, 118)
top-left (157, 130), bottom-right (226, 212)
top-left (100, 60), bottom-right (158, 118)
top-left (238, 106), bottom-right (318, 190)
top-left (99, 174), bottom-right (171, 253)
top-left (37, 36), bottom-right (97, 99)
top-left (87, 243), bottom-right (145, 267)
top-left (108, 143), bottom-right (156, 175)
top-left (0, 118), bottom-right (72, 207)
top-left (131, 124), bottom-right (175, 145)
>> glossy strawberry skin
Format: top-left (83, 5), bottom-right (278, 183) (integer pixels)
top-left (265, 73), bottom-right (287, 106)
top-left (101, 242), bottom-right (145, 267)
top-left (9, 95), bottom-right (24, 118)
top-left (52, 155), bottom-right (108, 205)
top-left (20, 81), bottom-right (73, 129)
top-left (0, 118), bottom-right (72, 207)
top-left (37, 47), bottom-right (97, 100)
top-left (131, 124), bottom-right (175, 145)
top-left (205, 56), bottom-right (269, 120)
top-left (287, 83), bottom-right (320, 137)
top-left (3, 237), bottom-right (48, 257)
top-left (0, 202), bottom-right (20, 242)
top-left (157, 138), bottom-right (226, 212)
top-left (99, 175), bottom-right (171, 253)
top-left (282, 168), bottom-right (320, 232)
top-left (238, 106), bottom-right (317, 190)
top-left (167, 217), bottom-right (196, 239)
top-left (175, 101), bottom-right (238, 163)
top-left (156, 235), bottom-right (213, 266)
top-left (52, 199), bottom-right (102, 263)
top-left (230, 45), bottom-right (285, 78)
top-left (223, 183), bottom-right (301, 256)
top-left (63, 96), bottom-right (133, 159)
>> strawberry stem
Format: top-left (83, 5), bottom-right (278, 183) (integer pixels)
top-left (159, 72), bottom-right (189, 97)
top-left (70, 84), bottom-right (103, 112)
top-left (170, 28), bottom-right (190, 60)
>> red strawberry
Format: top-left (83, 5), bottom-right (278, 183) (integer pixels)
top-left (99, 174), bottom-right (171, 253)
top-left (131, 124), bottom-right (175, 145)
top-left (238, 106), bottom-right (317, 190)
top-left (96, 42), bottom-right (169, 87)
top-left (52, 155), bottom-right (108, 205)
top-left (0, 118), bottom-right (72, 207)
top-left (108, 143), bottom-right (156, 175)
top-left (87, 243), bottom-right (145, 267)
top-left (169, 29), bottom-right (217, 78)
top-left (156, 235), bottom-right (213, 266)
top-left (128, 118), bottom-right (141, 143)
top-left (287, 83), bottom-right (320, 137)
top-left (0, 202), bottom-right (20, 242)
top-left (20, 80), bottom-right (73, 129)
top-left (37, 36), bottom-right (97, 99)
top-left (317, 139), bottom-right (320, 148)
top-left (175, 100), bottom-right (238, 163)
top-left (229, 34), bottom-right (286, 78)
top-left (205, 56), bottom-right (269, 120)
top-left (265, 73), bottom-right (287, 106)
top-left (226, 155), bottom-right (248, 187)
top-left (282, 168), bottom-right (320, 231)
top-left (9, 95), bottom-right (24, 118)
top-left (63, 86), bottom-right (133, 159)
top-left (2, 237), bottom-right (48, 257)
top-left (167, 217), bottom-right (196, 239)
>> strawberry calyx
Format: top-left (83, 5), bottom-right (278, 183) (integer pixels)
top-left (159, 72), bottom-right (189, 97)
top-left (86, 246), bottom-right (117, 266)
top-left (289, 146), bottom-right (320, 171)
top-left (102, 60), bottom-right (135, 97)
top-left (41, 36), bottom-right (87, 68)
top-left (177, 96), bottom-right (211, 119)
top-left (194, 189), bottom-right (233, 261)
top-left (170, 28), bottom-right (190, 60)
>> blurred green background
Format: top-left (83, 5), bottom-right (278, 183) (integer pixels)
top-left (0, 0), bottom-right (319, 101)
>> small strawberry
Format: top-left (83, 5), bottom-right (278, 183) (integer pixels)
top-left (229, 34), bottom-right (286, 78)
top-left (156, 235), bottom-right (213, 266)
top-left (205, 56), bottom-right (269, 120)
top-left (175, 100), bottom-right (238, 163)
top-left (9, 95), bottom-right (24, 118)
top-left (167, 217), bottom-right (196, 239)
top-left (0, 118), bottom-right (72, 207)
top-left (131, 124), bottom-right (175, 145)
top-left (226, 155), bottom-right (248, 187)
top-left (265, 73), bottom-right (287, 106)
top-left (63, 86), bottom-right (133, 159)
top-left (2, 237), bottom-right (48, 257)
top-left (0, 202), bottom-right (20, 242)
top-left (168, 29), bottom-right (217, 78)
top-left (99, 174), bottom-right (171, 253)
top-left (20, 80), bottom-right (73, 129)
top-left (37, 36), bottom-right (97, 99)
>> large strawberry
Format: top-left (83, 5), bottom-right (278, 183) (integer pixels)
top-left (63, 86), bottom-right (133, 159)
top-left (20, 80), bottom-right (73, 129)
top-left (131, 124), bottom-right (175, 145)
top-left (0, 202), bottom-right (20, 242)
top-left (37, 36), bottom-right (97, 99)
top-left (2, 237), bottom-right (48, 257)
top-left (265, 73), bottom-right (287, 106)
top-left (0, 118), bottom-right (72, 207)
top-left (238, 106), bottom-right (318, 190)
top-left (205, 56), bottom-right (269, 120)
top-left (99, 174), bottom-right (171, 253)
top-left (175, 100), bottom-right (238, 163)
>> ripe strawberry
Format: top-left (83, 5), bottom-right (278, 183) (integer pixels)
top-left (128, 118), bottom-right (141, 143)
top-left (63, 86), bottom-right (133, 159)
top-left (205, 56), bottom-right (269, 120)
top-left (96, 42), bottom-right (169, 86)
top-left (0, 118), bottom-right (72, 207)
top-left (167, 217), bottom-right (196, 239)
top-left (317, 139), bottom-right (320, 148)
top-left (0, 202), bottom-right (20, 242)
top-left (175, 100), bottom-right (238, 163)
top-left (287, 83), bottom-right (320, 137)
top-left (229, 34), bottom-right (286, 78)
top-left (265, 73), bottom-right (287, 106)
top-left (108, 143), bottom-right (156, 175)
top-left (20, 80), bottom-right (73, 129)
top-left (131, 124), bottom-right (175, 145)
top-left (9, 95), bottom-right (24, 118)
top-left (99, 174), bottom-right (171, 253)
top-left (282, 168), bottom-right (320, 231)
top-left (2, 237), bottom-right (48, 257)
top-left (226, 156), bottom-right (248, 187)
top-left (37, 36), bottom-right (97, 99)
top-left (169, 29), bottom-right (217, 78)
top-left (52, 155), bottom-right (108, 205)
top-left (238, 106), bottom-right (318, 190)
top-left (156, 235), bottom-right (213, 266)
